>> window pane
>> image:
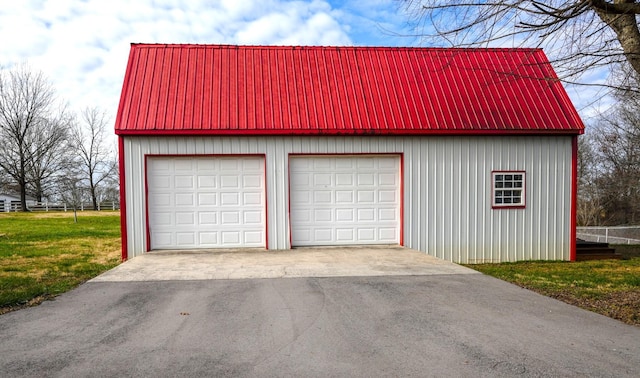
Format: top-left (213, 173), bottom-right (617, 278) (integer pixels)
top-left (493, 171), bottom-right (525, 207)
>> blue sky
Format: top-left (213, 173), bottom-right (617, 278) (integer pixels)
top-left (0, 0), bottom-right (609, 127)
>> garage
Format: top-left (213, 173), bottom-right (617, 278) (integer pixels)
top-left (117, 45), bottom-right (584, 262)
top-left (289, 155), bottom-right (401, 246)
top-left (146, 156), bottom-right (266, 249)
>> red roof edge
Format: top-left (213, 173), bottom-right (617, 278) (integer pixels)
top-left (115, 128), bottom-right (583, 137)
top-left (114, 44), bottom-right (137, 137)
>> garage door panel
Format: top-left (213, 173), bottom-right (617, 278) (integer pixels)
top-left (153, 233), bottom-right (173, 248)
top-left (357, 208), bottom-right (375, 221)
top-left (174, 160), bottom-right (194, 170)
top-left (336, 228), bottom-right (354, 242)
top-left (244, 230), bottom-right (263, 244)
top-left (314, 229), bottom-right (332, 242)
top-left (150, 175), bottom-right (171, 188)
top-left (175, 176), bottom-right (194, 188)
top-left (314, 209), bottom-right (332, 222)
top-left (147, 156), bottom-right (265, 250)
top-left (335, 191), bottom-right (353, 203)
top-left (291, 190), bottom-right (310, 204)
top-left (379, 173), bottom-right (397, 185)
top-left (379, 228), bottom-right (397, 241)
top-left (175, 212), bottom-right (195, 225)
top-left (174, 193), bottom-right (194, 206)
top-left (379, 208), bottom-right (397, 221)
top-left (314, 191), bottom-right (332, 203)
top-left (357, 191), bottom-right (375, 203)
top-left (154, 212), bottom-right (173, 225)
top-left (198, 176), bottom-right (217, 188)
top-left (358, 228), bottom-right (376, 241)
top-left (220, 160), bottom-right (239, 170)
top-left (243, 192), bottom-right (262, 205)
top-left (357, 174), bottom-right (375, 186)
top-left (221, 231), bottom-right (240, 244)
top-left (243, 211), bottom-right (262, 224)
top-left (357, 158), bottom-right (375, 169)
top-left (290, 155), bottom-right (400, 246)
top-left (379, 190), bottom-right (398, 203)
top-left (199, 232), bottom-right (218, 244)
top-left (243, 175), bottom-right (262, 187)
top-left (199, 212), bottom-right (218, 225)
top-left (176, 232), bottom-right (196, 245)
top-left (336, 209), bottom-right (354, 221)
top-left (221, 211), bottom-right (240, 224)
top-left (197, 193), bottom-right (217, 206)
top-left (335, 174), bottom-right (353, 185)
top-left (220, 192), bottom-right (239, 206)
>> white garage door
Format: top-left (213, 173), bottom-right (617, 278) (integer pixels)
top-left (290, 155), bottom-right (401, 246)
top-left (146, 156), bottom-right (266, 249)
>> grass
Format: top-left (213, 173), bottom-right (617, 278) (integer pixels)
top-left (465, 247), bottom-right (640, 326)
top-left (0, 211), bottom-right (121, 314)
top-left (1, 211), bottom-right (638, 327)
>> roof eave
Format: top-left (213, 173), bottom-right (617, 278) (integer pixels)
top-left (115, 128), bottom-right (584, 137)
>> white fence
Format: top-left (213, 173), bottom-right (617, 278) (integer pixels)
top-left (2, 201), bottom-right (120, 212)
top-left (577, 226), bottom-right (640, 245)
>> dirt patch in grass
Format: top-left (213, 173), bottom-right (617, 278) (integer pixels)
top-left (548, 290), bottom-right (640, 326)
top-left (27, 210), bottom-right (121, 219)
top-left (616, 244), bottom-right (640, 259)
top-left (0, 294), bottom-right (54, 315)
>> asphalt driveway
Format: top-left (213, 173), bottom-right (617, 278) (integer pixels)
top-left (1, 247), bottom-right (639, 377)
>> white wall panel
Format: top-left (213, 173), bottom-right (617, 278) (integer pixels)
top-left (123, 135), bottom-right (573, 263)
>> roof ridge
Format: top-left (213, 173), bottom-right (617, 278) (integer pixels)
top-left (129, 43), bottom-right (543, 53)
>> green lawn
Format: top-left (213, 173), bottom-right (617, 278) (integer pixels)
top-left (0, 212), bottom-right (121, 313)
top-left (1, 212), bottom-right (638, 326)
top-left (466, 250), bottom-right (640, 326)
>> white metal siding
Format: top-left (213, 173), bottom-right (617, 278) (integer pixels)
top-left (147, 156), bottom-right (266, 249)
top-left (289, 155), bottom-right (400, 246)
top-left (122, 135), bottom-right (573, 263)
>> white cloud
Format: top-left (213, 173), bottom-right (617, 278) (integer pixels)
top-left (0, 0), bottom-right (604, 132)
top-left (0, 0), bottom-right (370, 130)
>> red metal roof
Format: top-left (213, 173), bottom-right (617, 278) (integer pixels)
top-left (115, 44), bottom-right (584, 136)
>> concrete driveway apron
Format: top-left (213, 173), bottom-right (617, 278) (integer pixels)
top-left (1, 246), bottom-right (638, 377)
top-left (90, 246), bottom-right (475, 281)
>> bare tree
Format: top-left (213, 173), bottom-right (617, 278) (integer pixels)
top-left (0, 64), bottom-right (68, 211)
top-left (70, 107), bottom-right (117, 210)
top-left (577, 133), bottom-right (606, 225)
top-left (402, 1), bottom-right (640, 90)
top-left (57, 165), bottom-right (86, 223)
top-left (592, 87), bottom-right (640, 224)
top-left (28, 110), bottom-right (72, 202)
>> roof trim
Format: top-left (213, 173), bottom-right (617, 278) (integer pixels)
top-left (116, 128), bottom-right (582, 136)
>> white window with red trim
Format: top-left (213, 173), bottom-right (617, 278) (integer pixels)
top-left (492, 171), bottom-right (525, 208)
